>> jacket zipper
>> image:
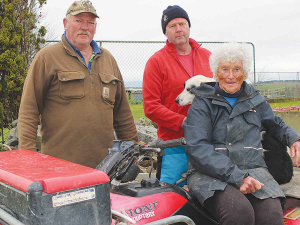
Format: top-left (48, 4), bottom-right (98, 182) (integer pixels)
top-left (89, 69), bottom-right (94, 87)
top-left (89, 53), bottom-right (97, 87)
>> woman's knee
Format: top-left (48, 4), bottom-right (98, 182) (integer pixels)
top-left (253, 198), bottom-right (284, 225)
top-left (204, 186), bottom-right (255, 225)
top-left (218, 200), bottom-right (255, 225)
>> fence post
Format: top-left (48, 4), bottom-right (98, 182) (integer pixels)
top-left (297, 72), bottom-right (300, 97)
top-left (1, 124), bottom-right (4, 145)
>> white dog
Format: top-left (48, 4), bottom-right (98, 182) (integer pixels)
top-left (175, 75), bottom-right (215, 106)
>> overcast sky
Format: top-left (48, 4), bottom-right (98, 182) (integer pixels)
top-left (41, 0), bottom-right (300, 77)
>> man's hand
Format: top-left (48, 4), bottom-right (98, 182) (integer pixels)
top-left (291, 140), bottom-right (300, 167)
top-left (240, 176), bottom-right (264, 194)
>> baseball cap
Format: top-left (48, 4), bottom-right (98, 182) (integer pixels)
top-left (66, 0), bottom-right (99, 18)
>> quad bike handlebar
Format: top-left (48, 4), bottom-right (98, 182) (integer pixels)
top-left (97, 138), bottom-right (195, 225)
top-left (146, 137), bottom-right (187, 150)
top-left (96, 138), bottom-right (187, 184)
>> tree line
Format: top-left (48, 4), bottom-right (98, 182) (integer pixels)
top-left (0, 0), bottom-right (46, 129)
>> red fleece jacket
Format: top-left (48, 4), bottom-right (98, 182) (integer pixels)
top-left (143, 39), bottom-right (213, 141)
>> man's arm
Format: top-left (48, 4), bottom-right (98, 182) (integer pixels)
top-left (18, 54), bottom-right (45, 151)
top-left (143, 57), bottom-right (186, 133)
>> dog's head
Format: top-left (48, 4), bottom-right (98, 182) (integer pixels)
top-left (175, 75), bottom-right (215, 106)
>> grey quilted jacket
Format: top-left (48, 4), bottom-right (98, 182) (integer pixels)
top-left (184, 81), bottom-right (300, 205)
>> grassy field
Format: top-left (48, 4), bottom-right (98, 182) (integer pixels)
top-left (130, 103), bottom-right (146, 121)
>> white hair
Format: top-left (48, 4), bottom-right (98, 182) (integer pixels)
top-left (209, 43), bottom-right (252, 79)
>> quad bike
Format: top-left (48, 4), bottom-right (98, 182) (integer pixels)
top-left (0, 138), bottom-right (299, 225)
top-left (98, 138), bottom-right (300, 225)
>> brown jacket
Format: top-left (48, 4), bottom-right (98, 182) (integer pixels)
top-left (18, 35), bottom-right (138, 168)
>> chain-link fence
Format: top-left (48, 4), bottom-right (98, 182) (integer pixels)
top-left (96, 41), bottom-right (256, 87)
top-left (45, 40), bottom-right (256, 86)
top-left (1, 41), bottom-right (255, 147)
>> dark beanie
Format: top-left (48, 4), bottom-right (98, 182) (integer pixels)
top-left (161, 5), bottom-right (191, 34)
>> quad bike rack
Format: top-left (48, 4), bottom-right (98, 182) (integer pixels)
top-left (0, 149), bottom-right (111, 225)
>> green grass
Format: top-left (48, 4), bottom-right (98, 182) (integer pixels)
top-left (130, 103), bottom-right (146, 121)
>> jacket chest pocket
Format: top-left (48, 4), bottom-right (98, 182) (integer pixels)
top-left (58, 71), bottom-right (85, 99)
top-left (243, 111), bottom-right (261, 127)
top-left (99, 72), bottom-right (120, 105)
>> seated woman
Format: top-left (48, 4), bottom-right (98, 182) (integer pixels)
top-left (183, 43), bottom-right (300, 225)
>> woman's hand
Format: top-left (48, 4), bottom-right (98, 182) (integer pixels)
top-left (291, 140), bottom-right (300, 167)
top-left (240, 176), bottom-right (264, 194)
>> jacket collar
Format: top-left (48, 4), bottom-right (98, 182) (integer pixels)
top-left (61, 34), bottom-right (76, 55)
top-left (165, 38), bottom-right (201, 53)
top-left (192, 81), bottom-right (262, 117)
top-left (192, 81), bottom-right (259, 102)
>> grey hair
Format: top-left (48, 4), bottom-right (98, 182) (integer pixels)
top-left (209, 43), bottom-right (252, 79)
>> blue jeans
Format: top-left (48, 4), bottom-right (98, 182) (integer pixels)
top-left (160, 146), bottom-right (188, 187)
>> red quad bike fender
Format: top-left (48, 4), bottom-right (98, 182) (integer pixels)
top-left (110, 192), bottom-right (188, 224)
top-left (283, 206), bottom-right (300, 225)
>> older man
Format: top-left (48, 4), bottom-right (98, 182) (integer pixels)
top-left (18, 0), bottom-right (138, 168)
top-left (143, 5), bottom-right (213, 185)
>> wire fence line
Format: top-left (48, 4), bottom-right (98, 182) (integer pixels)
top-left (46, 40), bottom-right (300, 99)
top-left (46, 40), bottom-right (256, 88)
top-left (45, 41), bottom-right (300, 98)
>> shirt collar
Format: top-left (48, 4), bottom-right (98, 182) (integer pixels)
top-left (64, 31), bottom-right (101, 55)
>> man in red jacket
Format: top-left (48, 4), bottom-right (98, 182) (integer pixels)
top-left (143, 5), bottom-right (213, 186)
